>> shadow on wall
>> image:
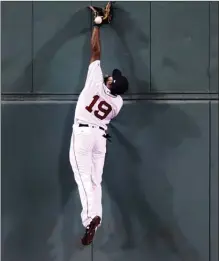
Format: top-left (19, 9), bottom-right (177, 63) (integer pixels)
top-left (2, 7), bottom-right (92, 261)
top-left (99, 6), bottom-right (202, 261)
top-left (57, 31), bottom-right (92, 261)
top-left (9, 7), bottom-right (91, 93)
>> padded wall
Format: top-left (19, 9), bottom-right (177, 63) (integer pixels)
top-left (1, 2), bottom-right (218, 261)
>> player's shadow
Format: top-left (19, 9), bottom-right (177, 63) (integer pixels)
top-left (2, 6), bottom-right (92, 261)
top-left (99, 6), bottom-right (202, 261)
top-left (56, 37), bottom-right (91, 261)
top-left (9, 7), bottom-right (91, 93)
top-left (49, 9), bottom-right (92, 261)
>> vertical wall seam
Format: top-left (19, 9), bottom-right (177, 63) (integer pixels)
top-left (149, 1), bottom-right (152, 92)
top-left (208, 3), bottom-right (211, 261)
top-left (217, 2), bottom-right (219, 95)
top-left (208, 1), bottom-right (211, 94)
top-left (31, 1), bottom-right (34, 93)
top-left (209, 101), bottom-right (212, 261)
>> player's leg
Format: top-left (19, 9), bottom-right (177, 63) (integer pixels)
top-left (79, 131), bottom-right (106, 246)
top-left (91, 129), bottom-right (107, 225)
top-left (78, 129), bottom-right (106, 246)
top-left (69, 126), bottom-right (96, 228)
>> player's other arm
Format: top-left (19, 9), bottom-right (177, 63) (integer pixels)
top-left (90, 26), bottom-right (101, 64)
top-left (113, 97), bottom-right (123, 118)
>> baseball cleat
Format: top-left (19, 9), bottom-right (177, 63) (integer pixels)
top-left (81, 216), bottom-right (101, 245)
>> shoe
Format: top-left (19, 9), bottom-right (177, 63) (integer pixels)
top-left (81, 216), bottom-right (101, 246)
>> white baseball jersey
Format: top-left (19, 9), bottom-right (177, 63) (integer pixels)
top-left (74, 60), bottom-right (123, 130)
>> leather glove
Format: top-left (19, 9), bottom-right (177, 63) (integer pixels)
top-left (89, 1), bottom-right (115, 26)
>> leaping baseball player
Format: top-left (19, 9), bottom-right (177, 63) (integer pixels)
top-left (69, 2), bottom-right (129, 246)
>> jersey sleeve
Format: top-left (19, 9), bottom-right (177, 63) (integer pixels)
top-left (84, 60), bottom-right (103, 90)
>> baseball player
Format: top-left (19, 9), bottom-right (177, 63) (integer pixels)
top-left (69, 2), bottom-right (129, 246)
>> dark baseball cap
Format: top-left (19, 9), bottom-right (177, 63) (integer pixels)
top-left (111, 69), bottom-right (129, 95)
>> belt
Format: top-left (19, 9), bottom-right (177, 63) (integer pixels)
top-left (78, 123), bottom-right (111, 142)
top-left (79, 123), bottom-right (105, 131)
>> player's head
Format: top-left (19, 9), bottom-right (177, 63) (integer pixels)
top-left (104, 69), bottom-right (129, 95)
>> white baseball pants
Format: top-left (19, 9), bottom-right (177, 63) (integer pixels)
top-left (69, 124), bottom-right (106, 228)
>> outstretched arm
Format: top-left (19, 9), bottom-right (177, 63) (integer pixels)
top-left (90, 26), bottom-right (101, 64)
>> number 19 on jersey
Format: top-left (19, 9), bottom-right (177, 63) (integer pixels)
top-left (85, 95), bottom-right (112, 120)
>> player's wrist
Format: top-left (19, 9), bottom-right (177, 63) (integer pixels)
top-left (93, 24), bottom-right (101, 28)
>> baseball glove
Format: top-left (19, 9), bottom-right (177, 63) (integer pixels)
top-left (89, 1), bottom-right (115, 26)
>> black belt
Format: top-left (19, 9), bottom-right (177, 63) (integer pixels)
top-left (78, 123), bottom-right (111, 142)
top-left (79, 123), bottom-right (105, 132)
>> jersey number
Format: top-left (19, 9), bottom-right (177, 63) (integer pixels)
top-left (85, 95), bottom-right (112, 120)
